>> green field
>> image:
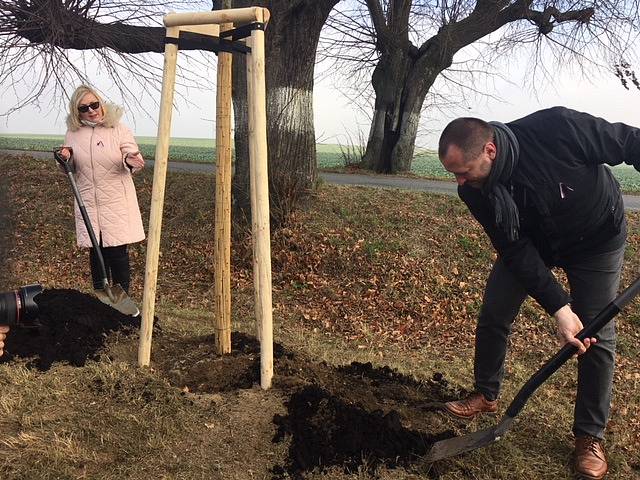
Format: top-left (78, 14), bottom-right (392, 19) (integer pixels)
top-left (2, 133), bottom-right (639, 191)
top-left (0, 134), bottom-right (219, 164)
top-left (0, 133), bottom-right (430, 171)
top-left (0, 133), bottom-right (351, 168)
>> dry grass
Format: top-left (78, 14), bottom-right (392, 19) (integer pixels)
top-left (1, 154), bottom-right (639, 479)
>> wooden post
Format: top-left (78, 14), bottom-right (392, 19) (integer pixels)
top-left (138, 26), bottom-right (179, 367)
top-left (246, 8), bottom-right (273, 389)
top-left (245, 35), bottom-right (259, 342)
top-left (214, 21), bottom-right (233, 355)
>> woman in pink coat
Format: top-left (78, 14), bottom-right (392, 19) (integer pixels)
top-left (58, 85), bottom-right (145, 295)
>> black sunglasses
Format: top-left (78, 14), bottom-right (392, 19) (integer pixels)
top-left (78, 101), bottom-right (100, 113)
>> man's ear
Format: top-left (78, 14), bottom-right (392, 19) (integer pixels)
top-left (485, 141), bottom-right (497, 160)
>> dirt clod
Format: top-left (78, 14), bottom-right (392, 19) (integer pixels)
top-left (273, 384), bottom-right (434, 474)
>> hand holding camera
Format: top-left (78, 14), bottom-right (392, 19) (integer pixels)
top-left (0, 325), bottom-right (9, 357)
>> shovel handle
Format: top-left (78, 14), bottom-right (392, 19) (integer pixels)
top-left (53, 149), bottom-right (110, 289)
top-left (506, 275), bottom-right (640, 418)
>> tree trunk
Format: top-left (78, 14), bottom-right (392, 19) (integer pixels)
top-left (362, 48), bottom-right (411, 173)
top-left (388, 92), bottom-right (423, 173)
top-left (232, 0), bottom-right (339, 225)
top-left (388, 64), bottom-right (441, 172)
top-left (232, 47), bottom-right (251, 226)
top-left (363, 51), bottom-right (442, 174)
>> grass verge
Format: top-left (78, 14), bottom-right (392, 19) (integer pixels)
top-left (0, 154), bottom-right (639, 479)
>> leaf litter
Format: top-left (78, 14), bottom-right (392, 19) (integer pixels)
top-left (1, 154), bottom-right (639, 479)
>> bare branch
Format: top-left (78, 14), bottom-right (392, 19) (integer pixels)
top-left (0, 0), bottom-right (215, 117)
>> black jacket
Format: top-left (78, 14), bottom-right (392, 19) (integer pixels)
top-left (459, 106), bottom-right (640, 315)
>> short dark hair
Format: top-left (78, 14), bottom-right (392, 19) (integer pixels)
top-left (438, 117), bottom-right (493, 162)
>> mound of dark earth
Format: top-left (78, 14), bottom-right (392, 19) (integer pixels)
top-left (1, 288), bottom-right (142, 370)
top-left (271, 364), bottom-right (461, 478)
top-left (154, 332), bottom-right (464, 478)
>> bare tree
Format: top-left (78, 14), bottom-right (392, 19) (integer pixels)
top-left (322, 0), bottom-right (640, 173)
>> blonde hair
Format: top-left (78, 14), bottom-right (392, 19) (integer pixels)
top-left (67, 85), bottom-right (109, 131)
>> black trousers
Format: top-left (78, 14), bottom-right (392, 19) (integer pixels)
top-left (89, 243), bottom-right (131, 293)
top-left (474, 243), bottom-right (625, 439)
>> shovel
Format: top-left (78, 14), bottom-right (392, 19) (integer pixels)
top-left (53, 148), bottom-right (139, 316)
top-left (424, 274), bottom-right (640, 463)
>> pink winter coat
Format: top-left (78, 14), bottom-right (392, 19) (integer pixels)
top-left (63, 105), bottom-right (145, 248)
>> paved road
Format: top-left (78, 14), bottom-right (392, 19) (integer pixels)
top-left (3, 149), bottom-right (639, 210)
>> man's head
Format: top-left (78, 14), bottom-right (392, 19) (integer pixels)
top-left (438, 117), bottom-right (496, 188)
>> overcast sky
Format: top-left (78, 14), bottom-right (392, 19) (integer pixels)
top-left (1, 54), bottom-right (639, 150)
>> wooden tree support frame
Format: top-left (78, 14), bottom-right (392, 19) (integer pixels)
top-left (138, 7), bottom-right (274, 390)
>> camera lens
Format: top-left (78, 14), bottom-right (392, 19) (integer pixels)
top-left (0, 284), bottom-right (44, 326)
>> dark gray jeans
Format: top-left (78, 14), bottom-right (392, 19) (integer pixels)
top-left (474, 244), bottom-right (625, 439)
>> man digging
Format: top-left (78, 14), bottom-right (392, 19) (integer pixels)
top-left (437, 107), bottom-right (640, 479)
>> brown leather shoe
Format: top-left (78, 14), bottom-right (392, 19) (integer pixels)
top-left (443, 392), bottom-right (498, 419)
top-left (575, 436), bottom-right (608, 480)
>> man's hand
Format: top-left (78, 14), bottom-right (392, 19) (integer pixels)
top-left (553, 304), bottom-right (597, 355)
top-left (0, 325), bottom-right (9, 357)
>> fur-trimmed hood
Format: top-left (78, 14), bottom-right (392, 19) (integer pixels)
top-left (66, 103), bottom-right (124, 130)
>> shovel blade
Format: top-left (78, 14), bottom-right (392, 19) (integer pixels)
top-left (424, 416), bottom-right (515, 463)
top-left (94, 285), bottom-right (140, 317)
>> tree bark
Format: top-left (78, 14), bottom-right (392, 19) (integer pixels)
top-left (232, 48), bottom-right (251, 226)
top-left (10, 2), bottom-right (232, 54)
top-left (364, 54), bottom-right (443, 173)
top-left (232, 0), bottom-right (339, 225)
top-left (362, 49), bottom-right (413, 173)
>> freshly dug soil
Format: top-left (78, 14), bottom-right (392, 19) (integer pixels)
top-left (274, 385), bottom-right (440, 473)
top-left (1, 288), bottom-right (141, 370)
top-left (153, 332), bottom-right (464, 478)
top-left (2, 287), bottom-right (462, 478)
top-left (270, 365), bottom-right (460, 478)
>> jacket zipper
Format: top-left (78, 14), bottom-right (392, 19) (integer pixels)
top-left (89, 127), bottom-right (102, 242)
